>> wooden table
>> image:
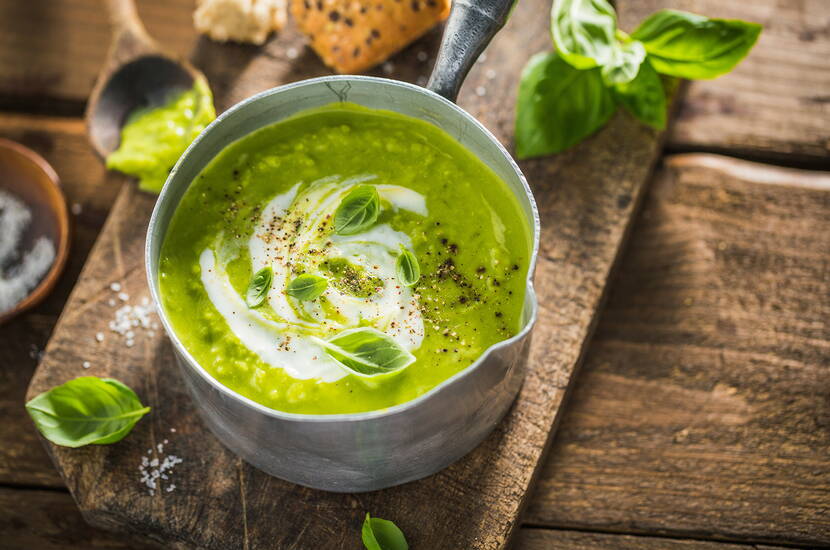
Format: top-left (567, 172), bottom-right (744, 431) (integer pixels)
top-left (1, 1), bottom-right (828, 548)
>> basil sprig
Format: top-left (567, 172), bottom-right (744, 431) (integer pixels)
top-left (516, 2), bottom-right (761, 157)
top-left (314, 327), bottom-right (415, 377)
top-left (632, 10), bottom-right (762, 80)
top-left (26, 377), bottom-right (150, 448)
top-left (516, 52), bottom-right (615, 159)
top-left (286, 273), bottom-right (328, 301)
top-left (362, 513), bottom-right (408, 550)
top-left (395, 245), bottom-right (420, 287)
top-left (335, 185), bottom-right (380, 235)
top-left (246, 266), bottom-right (273, 308)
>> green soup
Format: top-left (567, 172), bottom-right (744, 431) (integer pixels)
top-left (107, 79), bottom-right (216, 193)
top-left (159, 103), bottom-right (531, 414)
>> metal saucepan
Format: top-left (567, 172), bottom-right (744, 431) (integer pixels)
top-left (147, 0), bottom-right (540, 492)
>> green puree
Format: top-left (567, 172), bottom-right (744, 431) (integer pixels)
top-left (107, 79), bottom-right (216, 193)
top-left (159, 103), bottom-right (531, 414)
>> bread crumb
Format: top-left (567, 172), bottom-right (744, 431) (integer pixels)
top-left (194, 0), bottom-right (287, 45)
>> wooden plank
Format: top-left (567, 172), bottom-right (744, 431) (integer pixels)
top-left (618, 0), bottom-right (830, 161)
top-left (515, 528), bottom-right (790, 550)
top-left (0, 113), bottom-right (121, 487)
top-left (0, 0), bottom-right (195, 105)
top-left (25, 0), bottom-right (669, 548)
top-left (7, 0), bottom-right (826, 161)
top-left (0, 487), bottom-right (790, 550)
top-left (525, 154), bottom-right (830, 547)
top-left (0, 488), bottom-right (160, 550)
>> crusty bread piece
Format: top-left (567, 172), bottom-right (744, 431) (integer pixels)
top-left (292, 0), bottom-right (451, 74)
top-left (194, 0), bottom-right (288, 45)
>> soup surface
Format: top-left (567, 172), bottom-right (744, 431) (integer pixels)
top-left (159, 103), bottom-right (531, 414)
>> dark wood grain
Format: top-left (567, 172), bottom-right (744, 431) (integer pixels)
top-left (526, 154), bottom-right (830, 546)
top-left (515, 528), bottom-right (790, 550)
top-left (618, 0), bottom-right (830, 162)
top-left (0, 487), bottom-right (791, 550)
top-left (24, 0), bottom-right (669, 548)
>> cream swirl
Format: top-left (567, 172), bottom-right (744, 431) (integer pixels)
top-left (200, 176), bottom-right (426, 382)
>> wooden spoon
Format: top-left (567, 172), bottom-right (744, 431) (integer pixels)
top-left (85, 0), bottom-right (207, 159)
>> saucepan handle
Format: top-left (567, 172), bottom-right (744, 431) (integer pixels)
top-left (427, 0), bottom-right (517, 102)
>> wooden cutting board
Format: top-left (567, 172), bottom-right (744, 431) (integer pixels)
top-left (27, 1), bottom-right (670, 548)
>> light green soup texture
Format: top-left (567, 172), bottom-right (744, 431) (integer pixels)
top-left (107, 79), bottom-right (216, 193)
top-left (159, 103), bottom-right (531, 414)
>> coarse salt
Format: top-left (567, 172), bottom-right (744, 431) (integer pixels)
top-left (0, 190), bottom-right (56, 314)
top-left (139, 441), bottom-right (183, 496)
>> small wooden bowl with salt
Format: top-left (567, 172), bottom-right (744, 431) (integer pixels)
top-left (0, 138), bottom-right (70, 325)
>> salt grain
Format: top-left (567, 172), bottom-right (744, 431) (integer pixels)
top-left (485, 69), bottom-right (497, 80)
top-left (82, 361), bottom-right (91, 369)
top-left (110, 282), bottom-right (121, 292)
top-left (382, 62), bottom-right (394, 75)
top-left (0, 190), bottom-right (56, 314)
top-left (95, 332), bottom-right (104, 342)
top-left (139, 442), bottom-right (183, 495)
top-left (286, 46), bottom-right (298, 60)
top-left (118, 292), bottom-right (129, 301)
top-left (475, 86), bottom-right (487, 97)
top-left (416, 50), bottom-right (428, 62)
top-left (71, 202), bottom-right (83, 215)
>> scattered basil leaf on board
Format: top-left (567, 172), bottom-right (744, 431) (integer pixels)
top-left (601, 38), bottom-right (646, 85)
top-left (395, 245), bottom-right (420, 287)
top-left (314, 327), bottom-right (415, 377)
top-left (631, 10), bottom-right (762, 79)
top-left (335, 185), bottom-right (380, 235)
top-left (362, 513), bottom-right (409, 550)
top-left (246, 266), bottom-right (273, 308)
top-left (25, 377), bottom-right (150, 448)
top-left (551, 0), bottom-right (618, 69)
top-left (515, 51), bottom-right (616, 158)
top-left (286, 273), bottom-right (328, 301)
top-left (613, 59), bottom-right (667, 129)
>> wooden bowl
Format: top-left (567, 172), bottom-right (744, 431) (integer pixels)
top-left (0, 138), bottom-right (70, 325)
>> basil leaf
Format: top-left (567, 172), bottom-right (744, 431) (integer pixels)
top-left (335, 185), bottom-right (380, 235)
top-left (246, 266), bottom-right (273, 308)
top-left (631, 9), bottom-right (762, 79)
top-left (286, 273), bottom-right (328, 301)
top-left (601, 39), bottom-right (646, 85)
top-left (315, 327), bottom-right (415, 377)
top-left (551, 0), bottom-right (618, 70)
top-left (613, 58), bottom-right (667, 129)
top-left (515, 51), bottom-right (616, 159)
top-left (395, 245), bottom-right (420, 287)
top-left (362, 513), bottom-right (408, 550)
top-left (25, 377), bottom-right (150, 448)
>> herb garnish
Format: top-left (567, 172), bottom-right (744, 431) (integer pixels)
top-left (516, 0), bottom-right (761, 158)
top-left (286, 273), bottom-right (328, 301)
top-left (395, 245), bottom-right (420, 287)
top-left (25, 377), bottom-right (150, 448)
top-left (314, 327), bottom-right (415, 377)
top-left (362, 513), bottom-right (408, 550)
top-left (334, 185), bottom-right (380, 235)
top-left (246, 266), bottom-right (273, 308)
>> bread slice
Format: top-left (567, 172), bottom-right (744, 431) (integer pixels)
top-left (292, 0), bottom-right (451, 73)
